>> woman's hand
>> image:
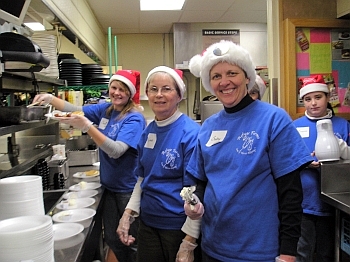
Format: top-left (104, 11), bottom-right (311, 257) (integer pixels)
top-left (184, 194), bottom-right (204, 220)
top-left (276, 254), bottom-right (296, 262)
top-left (116, 211), bottom-right (136, 246)
top-left (176, 238), bottom-right (197, 262)
top-left (308, 151), bottom-right (319, 168)
top-left (32, 93), bottom-right (53, 105)
top-left (308, 161), bottom-right (320, 168)
top-left (59, 115), bottom-right (93, 133)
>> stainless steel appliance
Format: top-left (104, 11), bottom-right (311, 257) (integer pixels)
top-left (66, 148), bottom-right (99, 166)
top-left (200, 101), bottom-right (223, 123)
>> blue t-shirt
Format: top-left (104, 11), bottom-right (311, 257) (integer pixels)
top-left (186, 101), bottom-right (313, 262)
top-left (83, 103), bottom-right (146, 193)
top-left (294, 115), bottom-right (350, 216)
top-left (136, 114), bottom-right (200, 230)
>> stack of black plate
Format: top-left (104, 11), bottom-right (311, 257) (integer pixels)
top-left (58, 53), bottom-right (75, 64)
top-left (90, 74), bottom-right (110, 85)
top-left (82, 64), bottom-right (104, 85)
top-left (59, 59), bottom-right (82, 86)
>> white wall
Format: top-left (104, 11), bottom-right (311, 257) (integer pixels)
top-left (174, 23), bottom-right (268, 68)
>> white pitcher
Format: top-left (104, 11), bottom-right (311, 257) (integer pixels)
top-left (315, 119), bottom-right (340, 162)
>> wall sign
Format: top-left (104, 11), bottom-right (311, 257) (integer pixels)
top-left (202, 29), bottom-right (240, 50)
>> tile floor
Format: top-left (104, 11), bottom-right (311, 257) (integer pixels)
top-left (105, 247), bottom-right (118, 262)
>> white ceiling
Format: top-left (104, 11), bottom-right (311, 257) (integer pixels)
top-left (26, 0), bottom-right (267, 34)
top-left (86, 0), bottom-right (267, 34)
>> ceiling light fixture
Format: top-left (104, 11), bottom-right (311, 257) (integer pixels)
top-left (140, 0), bottom-right (185, 11)
top-left (24, 22), bottom-right (45, 31)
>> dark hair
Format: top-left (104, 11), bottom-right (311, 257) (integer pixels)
top-left (327, 102), bottom-right (335, 116)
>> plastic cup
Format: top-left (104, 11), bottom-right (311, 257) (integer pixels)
top-left (52, 144), bottom-right (66, 158)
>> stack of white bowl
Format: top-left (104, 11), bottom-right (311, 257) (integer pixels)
top-left (0, 175), bottom-right (44, 220)
top-left (0, 215), bottom-right (54, 262)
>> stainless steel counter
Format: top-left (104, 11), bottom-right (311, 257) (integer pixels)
top-left (320, 159), bottom-right (350, 215)
top-left (48, 164), bottom-right (104, 262)
top-left (320, 159), bottom-right (350, 262)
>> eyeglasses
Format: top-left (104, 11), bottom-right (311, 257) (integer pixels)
top-left (148, 86), bottom-right (176, 95)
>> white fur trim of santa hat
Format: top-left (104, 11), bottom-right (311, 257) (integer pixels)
top-left (189, 40), bottom-right (256, 95)
top-left (109, 70), bottom-right (137, 98)
top-left (255, 75), bottom-right (266, 97)
top-left (144, 66), bottom-right (186, 99)
top-left (299, 83), bottom-right (329, 99)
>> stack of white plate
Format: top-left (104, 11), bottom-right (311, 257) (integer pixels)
top-left (31, 32), bottom-right (59, 78)
top-left (0, 215), bottom-right (54, 262)
top-left (0, 175), bottom-right (44, 220)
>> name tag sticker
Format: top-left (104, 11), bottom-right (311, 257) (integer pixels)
top-left (206, 130), bottom-right (227, 147)
top-left (296, 127), bottom-right (309, 138)
top-left (145, 133), bottom-right (157, 149)
top-left (99, 118), bottom-right (109, 130)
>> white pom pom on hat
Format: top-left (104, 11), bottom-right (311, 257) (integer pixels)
top-left (189, 40), bottom-right (256, 95)
top-left (188, 54), bottom-right (203, 78)
top-left (299, 83), bottom-right (329, 99)
top-left (144, 66), bottom-right (186, 99)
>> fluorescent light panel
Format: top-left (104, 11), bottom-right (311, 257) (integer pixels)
top-left (140, 0), bottom-right (185, 10)
top-left (24, 22), bottom-right (45, 31)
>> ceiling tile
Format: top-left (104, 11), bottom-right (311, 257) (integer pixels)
top-left (27, 0), bottom-right (267, 34)
top-left (180, 10), bottom-right (228, 23)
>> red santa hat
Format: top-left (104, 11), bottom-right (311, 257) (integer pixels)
top-left (144, 66), bottom-right (186, 99)
top-left (299, 75), bottom-right (329, 99)
top-left (189, 40), bottom-right (256, 95)
top-left (109, 70), bottom-right (141, 104)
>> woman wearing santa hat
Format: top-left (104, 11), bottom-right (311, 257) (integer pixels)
top-left (116, 66), bottom-right (201, 262)
top-left (181, 40), bottom-right (314, 262)
top-left (33, 70), bottom-right (146, 262)
top-left (248, 74), bottom-right (266, 100)
top-left (294, 81), bottom-right (350, 262)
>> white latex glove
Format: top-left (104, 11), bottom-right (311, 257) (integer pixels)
top-left (337, 137), bottom-right (350, 160)
top-left (117, 211), bottom-right (136, 246)
top-left (184, 194), bottom-right (204, 220)
top-left (58, 115), bottom-right (93, 133)
top-left (176, 239), bottom-right (197, 262)
top-left (32, 93), bottom-right (54, 105)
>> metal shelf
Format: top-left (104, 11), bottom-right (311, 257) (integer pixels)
top-left (0, 120), bottom-right (50, 136)
top-left (58, 84), bottom-right (108, 90)
top-left (0, 69), bottom-right (62, 180)
top-left (0, 71), bottom-right (65, 92)
top-left (0, 147), bottom-right (52, 179)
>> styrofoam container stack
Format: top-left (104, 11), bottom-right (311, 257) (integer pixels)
top-left (0, 175), bottom-right (44, 220)
top-left (0, 215), bottom-right (54, 262)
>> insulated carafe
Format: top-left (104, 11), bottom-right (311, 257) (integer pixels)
top-left (315, 119), bottom-right (340, 162)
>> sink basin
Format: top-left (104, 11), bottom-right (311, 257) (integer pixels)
top-left (43, 190), bottom-right (66, 214)
top-left (320, 159), bottom-right (350, 215)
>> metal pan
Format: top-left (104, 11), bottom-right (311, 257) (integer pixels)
top-left (0, 105), bottom-right (51, 125)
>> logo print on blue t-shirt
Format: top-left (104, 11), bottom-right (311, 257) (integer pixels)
top-left (161, 148), bottom-right (179, 169)
top-left (107, 123), bottom-right (120, 137)
top-left (236, 131), bottom-right (259, 155)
